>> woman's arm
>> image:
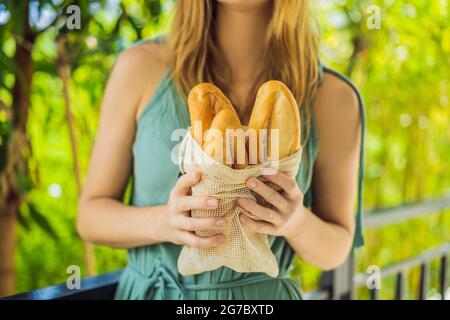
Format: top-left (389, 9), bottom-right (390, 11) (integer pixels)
top-left (295, 73), bottom-right (361, 269)
top-left (238, 73), bottom-right (361, 270)
top-left (77, 45), bottom-right (226, 249)
top-left (77, 46), bottom-right (166, 248)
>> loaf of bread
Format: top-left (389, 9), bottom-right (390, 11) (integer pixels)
top-left (247, 80), bottom-right (301, 164)
top-left (187, 80), bottom-right (301, 168)
top-left (188, 83), bottom-right (248, 169)
top-left (187, 83), bottom-right (237, 144)
top-left (203, 108), bottom-right (248, 168)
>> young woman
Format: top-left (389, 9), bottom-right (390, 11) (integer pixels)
top-left (77, 0), bottom-right (365, 300)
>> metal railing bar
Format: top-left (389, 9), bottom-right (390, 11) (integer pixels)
top-left (353, 243), bottom-right (449, 287)
top-left (370, 288), bottom-right (380, 300)
top-left (395, 271), bottom-right (405, 300)
top-left (418, 263), bottom-right (429, 300)
top-left (2, 270), bottom-right (122, 300)
top-left (303, 289), bottom-right (329, 300)
top-left (363, 193), bottom-right (450, 229)
top-left (440, 255), bottom-right (448, 299)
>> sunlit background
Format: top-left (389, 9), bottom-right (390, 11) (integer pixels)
top-left (0, 0), bottom-right (448, 299)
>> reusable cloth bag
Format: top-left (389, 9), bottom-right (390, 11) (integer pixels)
top-left (177, 131), bottom-right (302, 277)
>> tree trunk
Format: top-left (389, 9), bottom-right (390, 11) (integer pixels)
top-left (0, 45), bottom-right (34, 296)
top-left (0, 196), bottom-right (19, 297)
top-left (0, 0), bottom-right (35, 296)
top-left (57, 35), bottom-right (96, 275)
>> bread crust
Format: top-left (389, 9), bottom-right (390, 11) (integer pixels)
top-left (203, 109), bottom-right (248, 168)
top-left (187, 83), bottom-right (238, 146)
top-left (248, 80), bottom-right (301, 163)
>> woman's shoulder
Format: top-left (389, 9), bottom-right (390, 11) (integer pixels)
top-left (113, 39), bottom-right (170, 119)
top-left (116, 40), bottom-right (168, 83)
top-left (313, 68), bottom-right (362, 128)
top-left (312, 67), bottom-right (362, 153)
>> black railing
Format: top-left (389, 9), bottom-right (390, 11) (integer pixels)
top-left (3, 194), bottom-right (450, 300)
top-left (304, 193), bottom-right (450, 300)
top-left (2, 271), bottom-right (121, 300)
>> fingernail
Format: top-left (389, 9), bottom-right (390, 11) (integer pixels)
top-left (207, 199), bottom-right (218, 207)
top-left (216, 219), bottom-right (225, 227)
top-left (247, 179), bottom-right (257, 189)
top-left (239, 215), bottom-right (246, 222)
top-left (261, 167), bottom-right (277, 176)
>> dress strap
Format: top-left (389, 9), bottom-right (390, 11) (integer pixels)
top-left (318, 60), bottom-right (325, 85)
top-left (321, 65), bottom-right (366, 248)
top-left (131, 33), bottom-right (167, 48)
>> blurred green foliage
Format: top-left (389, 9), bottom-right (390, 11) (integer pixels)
top-left (0, 0), bottom-right (448, 299)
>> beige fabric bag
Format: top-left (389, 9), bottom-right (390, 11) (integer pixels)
top-left (177, 131), bottom-right (302, 277)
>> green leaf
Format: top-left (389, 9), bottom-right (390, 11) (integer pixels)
top-left (17, 208), bottom-right (31, 231)
top-left (28, 203), bottom-right (58, 240)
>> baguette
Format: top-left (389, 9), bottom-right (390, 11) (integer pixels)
top-left (247, 80), bottom-right (301, 164)
top-left (187, 83), bottom-right (238, 146)
top-left (188, 83), bottom-right (248, 169)
top-left (203, 109), bottom-right (248, 168)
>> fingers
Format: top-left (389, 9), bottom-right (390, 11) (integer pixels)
top-left (175, 215), bottom-right (226, 232)
top-left (176, 196), bottom-right (218, 212)
top-left (178, 231), bottom-right (226, 248)
top-left (173, 170), bottom-right (201, 196)
top-left (170, 170), bottom-right (227, 249)
top-left (238, 198), bottom-right (282, 225)
top-left (239, 214), bottom-right (277, 235)
top-left (259, 168), bottom-right (302, 200)
top-left (245, 177), bottom-right (290, 212)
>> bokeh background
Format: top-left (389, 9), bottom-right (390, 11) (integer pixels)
top-left (0, 0), bottom-right (448, 299)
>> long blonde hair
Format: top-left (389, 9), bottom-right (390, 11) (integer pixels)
top-left (168, 0), bottom-right (320, 142)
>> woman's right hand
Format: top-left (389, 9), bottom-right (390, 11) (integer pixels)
top-left (161, 170), bottom-right (226, 248)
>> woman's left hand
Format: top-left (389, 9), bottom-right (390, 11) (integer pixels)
top-left (238, 168), bottom-right (307, 239)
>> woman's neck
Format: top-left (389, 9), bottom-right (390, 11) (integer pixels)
top-left (215, 2), bottom-right (273, 119)
top-left (216, 3), bottom-right (272, 82)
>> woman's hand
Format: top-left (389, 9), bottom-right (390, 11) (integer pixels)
top-left (161, 170), bottom-right (227, 248)
top-left (237, 168), bottom-right (306, 240)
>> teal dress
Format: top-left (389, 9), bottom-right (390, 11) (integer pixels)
top-left (114, 60), bottom-right (365, 300)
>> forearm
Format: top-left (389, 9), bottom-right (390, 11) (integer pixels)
top-left (286, 208), bottom-right (353, 270)
top-left (77, 197), bottom-right (167, 249)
